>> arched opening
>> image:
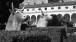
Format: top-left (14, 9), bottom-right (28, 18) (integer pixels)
top-left (71, 13), bottom-right (76, 23)
top-left (21, 15), bottom-right (30, 30)
top-left (31, 15), bottom-right (36, 23)
top-left (37, 15), bottom-right (41, 23)
top-left (27, 15), bottom-right (30, 20)
top-left (50, 14), bottom-right (62, 26)
top-left (50, 14), bottom-right (56, 16)
top-left (64, 14), bottom-right (70, 22)
top-left (57, 14), bottom-right (62, 18)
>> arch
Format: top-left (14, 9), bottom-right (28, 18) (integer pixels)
top-left (37, 15), bottom-right (41, 22)
top-left (31, 15), bottom-right (36, 23)
top-left (57, 14), bottom-right (62, 18)
top-left (50, 14), bottom-right (56, 16)
top-left (71, 13), bottom-right (76, 23)
top-left (27, 15), bottom-right (30, 20)
top-left (22, 15), bottom-right (30, 22)
top-left (64, 14), bottom-right (70, 21)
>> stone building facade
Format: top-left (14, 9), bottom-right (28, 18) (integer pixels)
top-left (20, 0), bottom-right (48, 5)
top-left (20, 1), bottom-right (76, 27)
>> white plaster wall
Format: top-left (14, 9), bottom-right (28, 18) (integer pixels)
top-left (21, 0), bottom-right (48, 5)
top-left (22, 5), bottom-right (76, 20)
top-left (23, 5), bottom-right (76, 13)
top-left (21, 5), bottom-right (76, 27)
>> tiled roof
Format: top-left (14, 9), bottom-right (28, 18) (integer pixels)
top-left (24, 1), bottom-right (76, 8)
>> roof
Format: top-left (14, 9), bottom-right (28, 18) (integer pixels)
top-left (24, 1), bottom-right (76, 8)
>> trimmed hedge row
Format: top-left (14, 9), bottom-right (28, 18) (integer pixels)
top-left (0, 26), bottom-right (66, 42)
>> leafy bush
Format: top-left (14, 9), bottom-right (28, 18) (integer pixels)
top-left (11, 35), bottom-right (51, 42)
top-left (48, 14), bottom-right (73, 27)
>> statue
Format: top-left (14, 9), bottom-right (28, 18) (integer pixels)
top-left (5, 3), bottom-right (27, 31)
top-left (36, 8), bottom-right (52, 27)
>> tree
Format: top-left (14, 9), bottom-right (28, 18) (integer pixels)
top-left (47, 14), bottom-right (62, 26)
top-left (47, 14), bottom-right (73, 27)
top-left (57, 15), bottom-right (73, 27)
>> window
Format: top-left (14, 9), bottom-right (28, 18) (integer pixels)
top-left (45, 7), bottom-right (47, 10)
top-left (73, 6), bottom-right (76, 8)
top-left (28, 4), bottom-right (29, 5)
top-left (27, 9), bottom-right (29, 11)
top-left (38, 8), bottom-right (41, 10)
top-left (58, 7), bottom-right (61, 9)
top-left (32, 8), bottom-right (35, 11)
top-left (42, 2), bottom-right (44, 4)
top-left (51, 7), bottom-right (54, 9)
top-left (65, 6), bottom-right (68, 9)
top-left (34, 3), bottom-right (36, 5)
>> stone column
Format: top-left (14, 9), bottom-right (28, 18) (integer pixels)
top-left (35, 15), bottom-right (37, 24)
top-left (69, 14), bottom-right (72, 22)
top-left (62, 13), bottom-right (65, 17)
top-left (73, 23), bottom-right (76, 27)
top-left (29, 15), bottom-right (32, 21)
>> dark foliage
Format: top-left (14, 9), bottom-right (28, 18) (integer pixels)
top-left (0, 0), bottom-right (24, 24)
top-left (58, 16), bottom-right (73, 27)
top-left (47, 14), bottom-right (73, 27)
top-left (0, 25), bottom-right (5, 30)
top-left (47, 15), bottom-right (62, 26)
top-left (11, 35), bottom-right (51, 42)
top-left (6, 0), bottom-right (24, 9)
top-left (21, 23), bottom-right (28, 30)
top-left (48, 0), bottom-right (59, 3)
top-left (51, 15), bottom-right (62, 26)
